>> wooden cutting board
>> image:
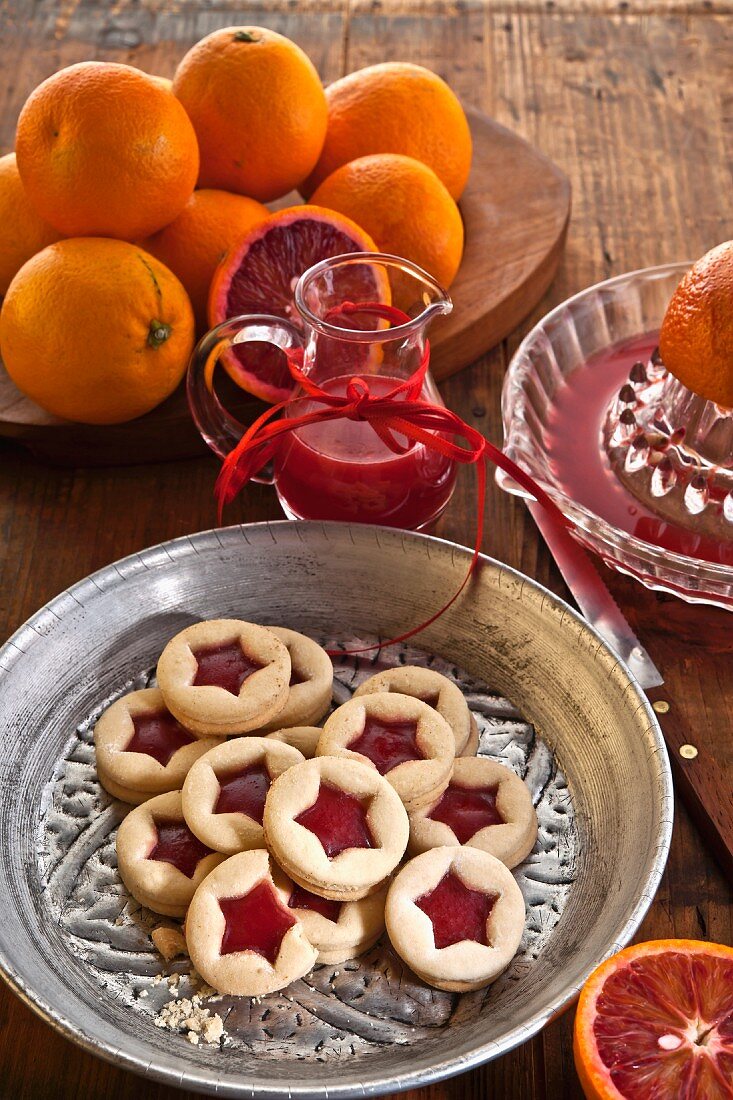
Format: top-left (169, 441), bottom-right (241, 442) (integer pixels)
top-left (0, 107), bottom-right (570, 467)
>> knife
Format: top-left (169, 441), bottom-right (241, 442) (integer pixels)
top-left (527, 499), bottom-right (733, 882)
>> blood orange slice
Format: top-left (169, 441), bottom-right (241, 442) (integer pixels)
top-left (574, 939), bottom-right (733, 1099)
top-left (208, 204), bottom-right (381, 403)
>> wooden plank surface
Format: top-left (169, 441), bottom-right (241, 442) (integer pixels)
top-left (0, 1), bottom-right (731, 1098)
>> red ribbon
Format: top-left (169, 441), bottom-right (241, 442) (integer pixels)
top-left (215, 303), bottom-right (570, 653)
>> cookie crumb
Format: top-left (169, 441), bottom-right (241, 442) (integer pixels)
top-left (196, 982), bottom-right (218, 999)
top-left (137, 989), bottom-right (148, 999)
top-left (152, 926), bottom-right (188, 962)
top-left (153, 993), bottom-right (226, 1047)
top-left (202, 1015), bottom-right (224, 1044)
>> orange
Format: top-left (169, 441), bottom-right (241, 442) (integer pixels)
top-left (141, 189), bottom-right (269, 333)
top-left (0, 238), bottom-right (195, 424)
top-left (659, 241), bottom-right (733, 408)
top-left (303, 62), bottom-right (472, 200)
top-left (148, 74), bottom-right (173, 92)
top-left (311, 154), bottom-right (464, 288)
top-left (209, 204), bottom-right (380, 402)
top-left (173, 27), bottom-right (327, 202)
top-left (15, 62), bottom-right (199, 240)
top-left (0, 153), bottom-right (62, 296)
top-left (573, 939), bottom-right (733, 1099)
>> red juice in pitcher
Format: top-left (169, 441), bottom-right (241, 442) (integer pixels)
top-left (273, 374), bottom-right (457, 528)
top-left (188, 253), bottom-right (460, 529)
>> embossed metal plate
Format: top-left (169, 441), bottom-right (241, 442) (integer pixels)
top-left (0, 523), bottom-right (673, 1097)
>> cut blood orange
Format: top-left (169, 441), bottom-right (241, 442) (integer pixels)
top-left (208, 204), bottom-right (381, 403)
top-left (574, 939), bottom-right (733, 1100)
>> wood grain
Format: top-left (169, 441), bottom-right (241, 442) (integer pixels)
top-left (0, 2), bottom-right (731, 1099)
top-left (0, 107), bottom-right (569, 464)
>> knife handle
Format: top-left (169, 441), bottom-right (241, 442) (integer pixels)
top-left (646, 686), bottom-right (733, 882)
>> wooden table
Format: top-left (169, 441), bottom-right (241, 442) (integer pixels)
top-left (0, 1), bottom-right (731, 1096)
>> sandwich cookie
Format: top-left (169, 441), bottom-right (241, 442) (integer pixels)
top-left (156, 619), bottom-right (291, 736)
top-left (284, 878), bottom-right (388, 965)
top-left (94, 687), bottom-right (222, 806)
top-left (265, 725), bottom-right (323, 759)
top-left (385, 846), bottom-right (526, 992)
top-left (181, 736), bottom-right (304, 855)
top-left (317, 693), bottom-right (454, 812)
top-left (263, 756), bottom-right (409, 902)
top-left (459, 714), bottom-right (481, 757)
top-left (353, 665), bottom-right (471, 755)
top-left (253, 627), bottom-right (333, 731)
top-left (186, 849), bottom-right (318, 997)
top-left (115, 790), bottom-right (225, 918)
top-left (407, 756), bottom-right (538, 867)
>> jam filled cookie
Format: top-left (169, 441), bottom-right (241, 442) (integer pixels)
top-left (263, 756), bottom-right (409, 902)
top-left (353, 665), bottom-right (471, 755)
top-left (186, 849), bottom-right (318, 996)
top-left (265, 725), bottom-right (323, 759)
top-left (317, 693), bottom-right (454, 813)
top-left (282, 875), bottom-right (388, 965)
top-left (94, 688), bottom-right (223, 805)
top-left (181, 737), bottom-right (304, 855)
top-left (385, 846), bottom-right (525, 992)
top-left (156, 620), bottom-right (291, 736)
top-left (253, 627), bottom-right (333, 732)
top-left (407, 757), bottom-right (538, 867)
top-left (459, 714), bottom-right (481, 757)
top-left (115, 791), bottom-right (225, 918)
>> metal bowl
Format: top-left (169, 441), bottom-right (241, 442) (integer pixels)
top-left (0, 522), bottom-right (672, 1096)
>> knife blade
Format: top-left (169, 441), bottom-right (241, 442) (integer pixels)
top-left (527, 499), bottom-right (733, 881)
top-left (526, 501), bottom-right (662, 687)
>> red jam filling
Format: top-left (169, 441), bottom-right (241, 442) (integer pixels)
top-left (295, 782), bottom-right (375, 858)
top-left (415, 871), bottom-right (498, 949)
top-left (348, 716), bottom-right (424, 775)
top-left (191, 641), bottom-right (264, 696)
top-left (288, 884), bottom-right (342, 923)
top-left (214, 762), bottom-right (271, 822)
top-left (219, 880), bottom-right (296, 962)
top-left (124, 709), bottom-right (195, 767)
top-left (148, 818), bottom-right (214, 879)
top-left (428, 783), bottom-right (503, 843)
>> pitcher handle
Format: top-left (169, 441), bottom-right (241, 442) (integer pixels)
top-left (186, 315), bottom-right (304, 481)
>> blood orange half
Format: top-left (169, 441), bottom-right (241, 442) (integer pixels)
top-left (208, 204), bottom-right (381, 403)
top-left (574, 939), bottom-right (733, 1099)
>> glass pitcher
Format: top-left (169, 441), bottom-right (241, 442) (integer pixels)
top-left (187, 252), bottom-right (457, 530)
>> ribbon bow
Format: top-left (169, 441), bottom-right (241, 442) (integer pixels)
top-left (216, 302), bottom-right (569, 651)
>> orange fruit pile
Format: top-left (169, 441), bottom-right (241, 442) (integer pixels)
top-left (0, 30), bottom-right (472, 422)
top-left (659, 241), bottom-right (733, 409)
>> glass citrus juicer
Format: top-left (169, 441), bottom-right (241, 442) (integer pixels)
top-left (187, 253), bottom-right (459, 531)
top-left (500, 251), bottom-right (733, 609)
